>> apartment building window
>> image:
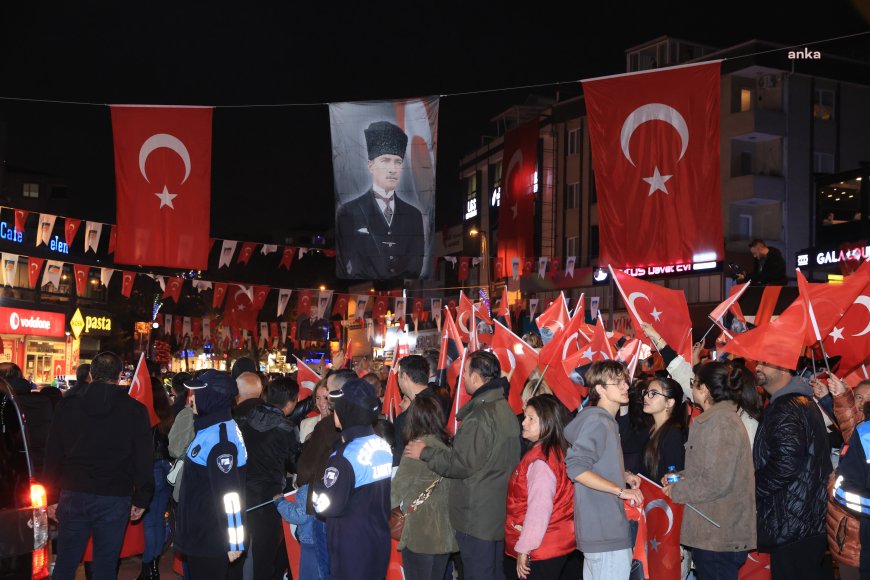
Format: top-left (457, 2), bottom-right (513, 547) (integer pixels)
top-left (566, 236), bottom-right (579, 258)
top-left (567, 182), bottom-right (580, 209)
top-left (814, 89), bottom-right (835, 121)
top-left (23, 183), bottom-right (39, 198)
top-left (813, 152), bottom-right (835, 174)
top-left (568, 128), bottom-right (579, 155)
top-left (740, 89), bottom-right (752, 112)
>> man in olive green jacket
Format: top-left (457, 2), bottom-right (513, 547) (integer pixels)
top-left (406, 350), bottom-right (521, 580)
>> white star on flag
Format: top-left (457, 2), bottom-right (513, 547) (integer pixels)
top-left (650, 307), bottom-right (662, 321)
top-left (155, 185), bottom-right (177, 209)
top-left (830, 326), bottom-right (845, 343)
top-left (581, 347), bottom-right (595, 360)
top-left (649, 536), bottom-right (661, 552)
top-left (642, 166), bottom-right (672, 196)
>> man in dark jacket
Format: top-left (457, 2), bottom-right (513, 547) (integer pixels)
top-left (312, 378), bottom-right (392, 580)
top-left (44, 351), bottom-right (154, 580)
top-left (737, 239), bottom-right (787, 286)
top-left (237, 378), bottom-right (300, 580)
top-left (392, 354), bottom-right (441, 466)
top-left (754, 360), bottom-right (833, 580)
top-left (405, 350), bottom-right (521, 580)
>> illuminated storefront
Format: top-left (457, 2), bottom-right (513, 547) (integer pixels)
top-left (0, 306), bottom-right (67, 385)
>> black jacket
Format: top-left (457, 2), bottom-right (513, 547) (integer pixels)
top-left (754, 378), bottom-right (832, 548)
top-left (749, 247), bottom-right (787, 286)
top-left (43, 382), bottom-right (154, 508)
top-left (335, 190), bottom-right (424, 279)
top-left (237, 403), bottom-right (301, 504)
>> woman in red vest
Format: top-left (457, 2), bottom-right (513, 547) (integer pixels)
top-left (505, 394), bottom-right (575, 579)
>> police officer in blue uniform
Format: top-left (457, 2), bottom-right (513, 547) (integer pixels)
top-left (312, 378), bottom-right (392, 579)
top-left (174, 370), bottom-right (248, 579)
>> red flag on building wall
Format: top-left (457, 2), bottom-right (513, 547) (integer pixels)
top-left (493, 257), bottom-right (505, 280)
top-left (498, 120), bottom-right (538, 275)
top-left (296, 290), bottom-right (313, 318)
top-left (458, 257), bottom-right (470, 282)
top-left (252, 285), bottom-right (270, 311)
top-left (583, 62), bottom-right (722, 269)
top-left (332, 294), bottom-right (350, 319)
top-left (373, 295), bottom-right (389, 320)
top-left (107, 225), bottom-right (117, 254)
top-left (64, 218), bottom-right (81, 247)
top-left (224, 285), bottom-right (258, 332)
top-left (129, 353), bottom-right (159, 427)
top-left (111, 105), bottom-right (212, 269)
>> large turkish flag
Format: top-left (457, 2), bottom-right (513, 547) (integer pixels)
top-left (111, 105), bottom-right (212, 269)
top-left (498, 120), bottom-right (537, 273)
top-left (583, 62), bottom-right (722, 268)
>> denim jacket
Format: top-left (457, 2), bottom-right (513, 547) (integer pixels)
top-left (275, 484), bottom-right (315, 545)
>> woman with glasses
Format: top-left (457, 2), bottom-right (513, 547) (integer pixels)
top-left (505, 394), bottom-right (575, 579)
top-left (664, 362), bottom-right (756, 579)
top-left (639, 377), bottom-right (686, 482)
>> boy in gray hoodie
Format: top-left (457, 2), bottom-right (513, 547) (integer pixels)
top-left (565, 360), bottom-right (643, 580)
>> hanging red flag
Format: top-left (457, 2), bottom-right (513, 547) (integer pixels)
top-left (237, 242), bottom-right (257, 265)
top-left (279, 246), bottom-right (295, 270)
top-left (173, 316), bottom-right (183, 339)
top-left (458, 257), bottom-right (470, 282)
top-left (111, 105), bottom-right (212, 269)
top-left (493, 257), bottom-right (505, 280)
top-left (373, 295), bottom-right (389, 321)
top-left (522, 258), bottom-right (534, 277)
top-left (610, 266), bottom-right (693, 362)
top-left (498, 120), bottom-right (538, 277)
top-left (192, 318), bottom-right (203, 340)
top-left (583, 62), bottom-right (722, 269)
top-left (224, 285), bottom-right (258, 332)
top-left (129, 352), bottom-right (159, 427)
top-left (639, 476), bottom-right (684, 580)
top-left (107, 225), bottom-right (117, 254)
top-left (491, 320), bottom-right (539, 414)
top-left (293, 356), bottom-right (321, 400)
top-left (73, 264), bottom-right (89, 296)
top-left (332, 294), bottom-right (349, 319)
top-left (27, 257), bottom-right (44, 289)
top-left (212, 282), bottom-right (228, 309)
top-left (412, 298), bottom-right (425, 321)
top-left (14, 210), bottom-right (28, 236)
top-left (495, 286), bottom-right (512, 330)
top-left (270, 322), bottom-right (279, 345)
top-left (120, 271), bottom-right (136, 298)
top-left (252, 285), bottom-right (270, 311)
top-left (163, 276), bottom-right (183, 303)
top-left (64, 218), bottom-right (81, 247)
top-left (296, 290), bottom-right (313, 318)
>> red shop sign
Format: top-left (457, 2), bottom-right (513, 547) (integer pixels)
top-left (0, 307), bottom-right (66, 337)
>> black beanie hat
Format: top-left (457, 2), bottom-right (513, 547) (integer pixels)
top-left (231, 357), bottom-right (257, 380)
top-left (330, 378), bottom-right (379, 429)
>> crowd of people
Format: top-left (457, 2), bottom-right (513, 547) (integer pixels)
top-left (8, 324), bottom-right (870, 580)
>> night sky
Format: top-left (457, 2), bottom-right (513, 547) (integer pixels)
top-left (1, 1), bottom-right (867, 245)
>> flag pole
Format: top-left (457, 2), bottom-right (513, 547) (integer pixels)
top-left (530, 363), bottom-right (550, 398)
top-left (246, 488), bottom-right (299, 512)
top-left (638, 474), bottom-right (720, 528)
top-left (699, 322), bottom-right (718, 343)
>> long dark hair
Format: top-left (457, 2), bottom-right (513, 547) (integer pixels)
top-left (642, 377), bottom-right (685, 480)
top-left (525, 394), bottom-right (569, 461)
top-left (404, 396), bottom-right (448, 445)
top-left (628, 378), bottom-right (654, 432)
top-left (697, 361), bottom-right (750, 405)
top-left (733, 364), bottom-right (763, 421)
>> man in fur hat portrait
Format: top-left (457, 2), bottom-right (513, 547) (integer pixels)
top-left (336, 120), bottom-right (424, 280)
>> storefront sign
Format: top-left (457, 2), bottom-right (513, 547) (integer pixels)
top-left (0, 222), bottom-right (68, 253)
top-left (796, 245), bottom-right (870, 268)
top-left (69, 308), bottom-right (113, 339)
top-left (0, 307), bottom-right (65, 337)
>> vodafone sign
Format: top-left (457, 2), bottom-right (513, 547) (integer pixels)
top-left (0, 307), bottom-right (65, 337)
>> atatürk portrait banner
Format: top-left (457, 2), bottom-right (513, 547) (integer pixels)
top-left (330, 97), bottom-right (438, 280)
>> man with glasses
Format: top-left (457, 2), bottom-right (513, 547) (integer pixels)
top-left (754, 359), bottom-right (832, 580)
top-left (565, 360), bottom-right (643, 580)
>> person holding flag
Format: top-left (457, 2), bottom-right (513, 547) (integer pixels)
top-left (44, 351), bottom-right (155, 580)
top-left (662, 361), bottom-right (757, 579)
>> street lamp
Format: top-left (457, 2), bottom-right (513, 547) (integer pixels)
top-left (469, 228), bottom-right (491, 305)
